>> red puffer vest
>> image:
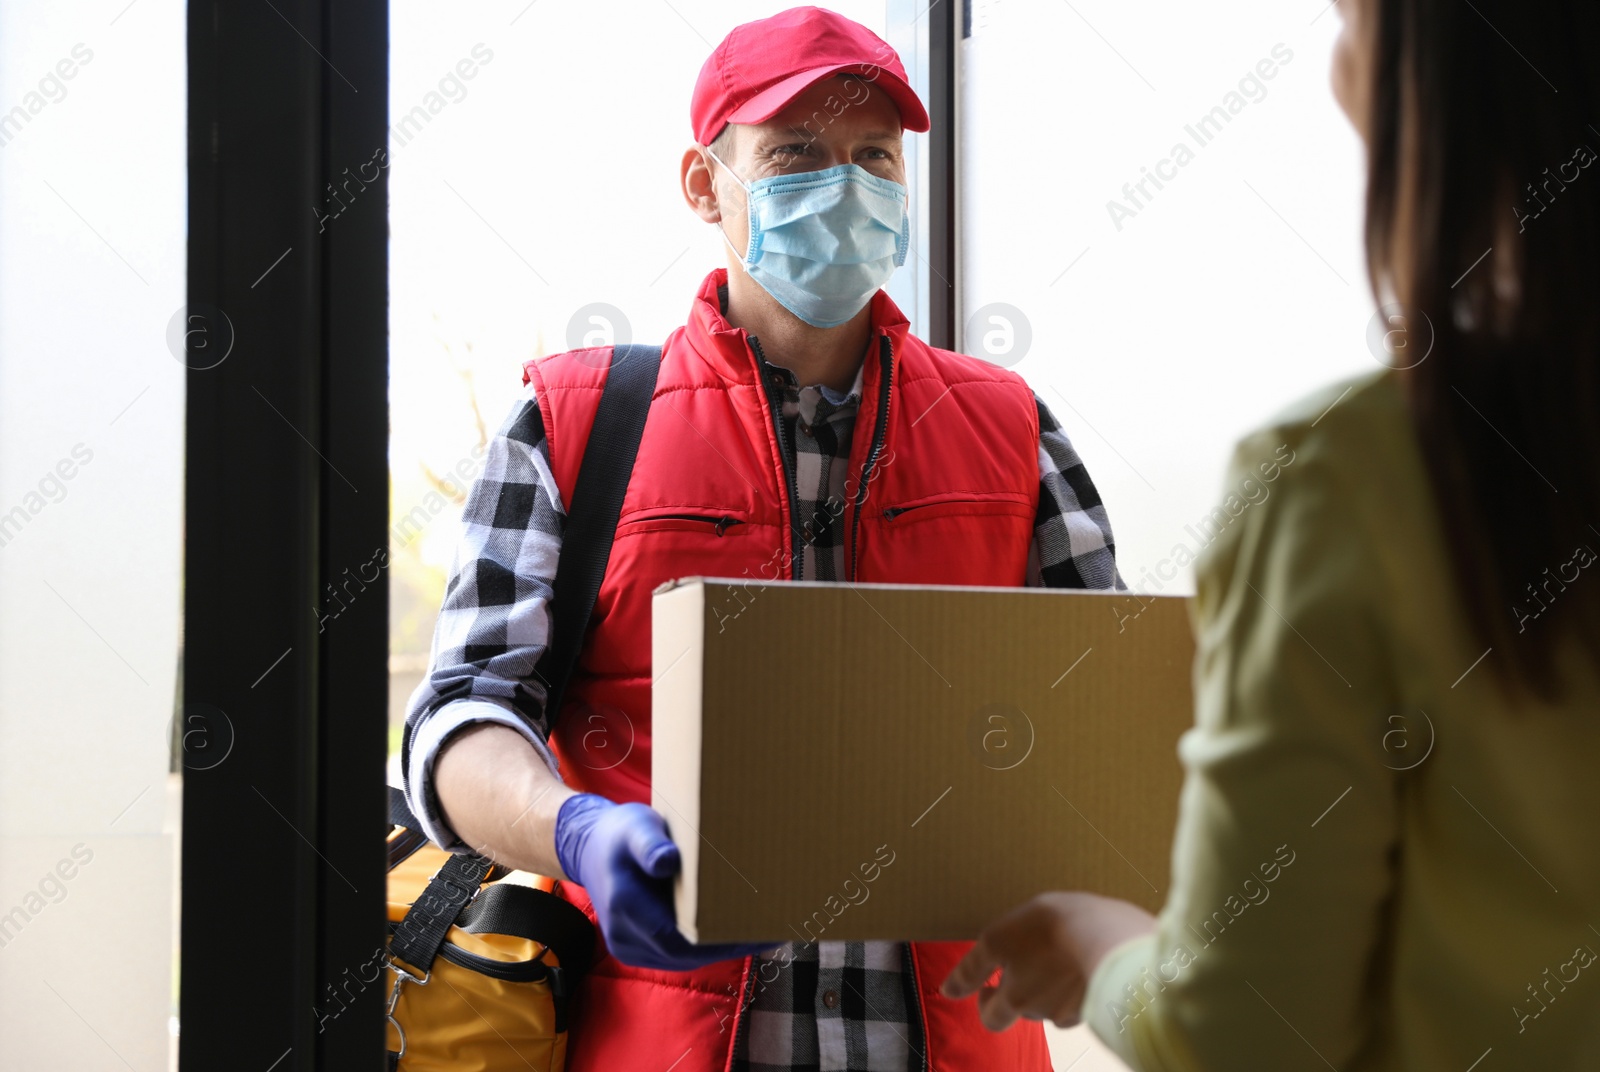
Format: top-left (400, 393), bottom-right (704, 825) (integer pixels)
top-left (524, 269), bottom-right (1053, 1072)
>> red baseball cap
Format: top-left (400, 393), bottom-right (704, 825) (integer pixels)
top-left (691, 6), bottom-right (930, 146)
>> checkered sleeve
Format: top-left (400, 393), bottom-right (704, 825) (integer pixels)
top-left (1028, 394), bottom-right (1125, 591)
top-left (400, 380), bottom-right (567, 852)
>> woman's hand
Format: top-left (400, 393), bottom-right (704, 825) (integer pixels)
top-left (940, 892), bottom-right (1158, 1031)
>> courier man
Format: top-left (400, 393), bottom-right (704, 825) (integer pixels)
top-left (403, 7), bottom-right (1122, 1070)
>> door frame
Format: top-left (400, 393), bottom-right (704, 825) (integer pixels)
top-left (182, 1), bottom-right (389, 1067)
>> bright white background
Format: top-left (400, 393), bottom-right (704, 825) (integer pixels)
top-left (388, 1), bottom-right (1374, 1067)
top-left (0, 0), bottom-right (184, 1067)
top-left (961, 0), bottom-right (1372, 599)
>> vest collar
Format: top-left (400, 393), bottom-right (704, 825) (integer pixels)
top-left (682, 268), bottom-right (913, 390)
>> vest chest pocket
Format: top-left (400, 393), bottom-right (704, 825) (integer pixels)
top-left (614, 512), bottom-right (747, 538)
top-left (876, 493), bottom-right (1035, 525)
top-left (862, 493), bottom-right (1036, 585)
top-left (607, 511), bottom-right (765, 608)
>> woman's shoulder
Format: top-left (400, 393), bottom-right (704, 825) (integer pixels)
top-left (1193, 366), bottom-right (1446, 651)
top-left (1234, 366), bottom-right (1406, 470)
top-left (1196, 367), bottom-right (1418, 593)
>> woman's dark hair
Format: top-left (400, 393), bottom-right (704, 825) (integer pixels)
top-left (1364, 0), bottom-right (1600, 699)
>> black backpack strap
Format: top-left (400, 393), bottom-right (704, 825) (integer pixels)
top-left (385, 786), bottom-right (432, 870)
top-left (534, 343), bottom-right (662, 726)
top-left (388, 783), bottom-right (420, 830)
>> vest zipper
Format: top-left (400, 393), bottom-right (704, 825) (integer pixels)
top-left (750, 336), bottom-right (803, 580)
top-left (636, 513), bottom-right (742, 535)
top-left (882, 498), bottom-right (1002, 521)
top-left (849, 335), bottom-right (894, 581)
top-left (728, 957), bottom-right (757, 1069)
top-left (905, 941), bottom-right (931, 1072)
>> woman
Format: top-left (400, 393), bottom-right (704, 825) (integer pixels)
top-left (942, 0), bottom-right (1600, 1067)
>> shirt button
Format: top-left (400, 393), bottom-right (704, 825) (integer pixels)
top-left (822, 989), bottom-right (838, 1009)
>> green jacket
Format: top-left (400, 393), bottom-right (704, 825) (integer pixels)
top-left (1084, 369), bottom-right (1600, 1070)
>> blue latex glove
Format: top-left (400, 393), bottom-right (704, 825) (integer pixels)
top-left (555, 793), bottom-right (773, 971)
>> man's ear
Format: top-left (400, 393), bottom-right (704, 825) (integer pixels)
top-left (681, 146), bottom-right (722, 223)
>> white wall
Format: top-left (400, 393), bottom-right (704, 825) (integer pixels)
top-left (0, 0), bottom-right (183, 1065)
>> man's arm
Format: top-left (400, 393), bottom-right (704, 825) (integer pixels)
top-left (402, 375), bottom-right (774, 969)
top-left (401, 380), bottom-right (568, 863)
top-left (434, 723), bottom-right (574, 875)
top-left (1028, 394), bottom-right (1124, 590)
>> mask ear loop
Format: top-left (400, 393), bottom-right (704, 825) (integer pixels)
top-left (883, 177), bottom-right (911, 269)
top-left (705, 146), bottom-right (760, 267)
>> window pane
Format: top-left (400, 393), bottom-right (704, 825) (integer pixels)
top-left (0, 1), bottom-right (185, 1066)
top-left (386, 1), bottom-right (894, 775)
top-left (961, 0), bottom-right (1371, 599)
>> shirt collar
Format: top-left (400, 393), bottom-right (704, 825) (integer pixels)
top-left (718, 285), bottom-right (868, 406)
top-left (756, 354), bottom-right (865, 427)
top-left (819, 364), bottom-right (864, 406)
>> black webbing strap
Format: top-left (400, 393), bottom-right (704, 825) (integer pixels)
top-left (385, 851), bottom-right (486, 979)
top-left (534, 343), bottom-right (663, 725)
top-left (455, 881), bottom-right (597, 977)
top-left (387, 786), bottom-right (494, 974)
top-left (385, 786), bottom-right (432, 871)
top-left (387, 784), bottom-right (419, 830)
top-left (389, 850), bottom-right (495, 977)
top-left (455, 885), bottom-right (590, 1031)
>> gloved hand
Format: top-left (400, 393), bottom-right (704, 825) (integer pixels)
top-left (555, 793), bottom-right (773, 971)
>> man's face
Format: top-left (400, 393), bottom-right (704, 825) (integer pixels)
top-left (712, 73), bottom-right (906, 256)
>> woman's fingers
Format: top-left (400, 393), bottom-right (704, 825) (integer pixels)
top-left (979, 950), bottom-right (1088, 1029)
top-left (976, 982), bottom-right (1024, 1032)
top-left (1011, 969), bottom-right (1089, 1028)
top-left (942, 894), bottom-right (1048, 1000)
top-left (941, 931), bottom-right (1003, 999)
top-left (942, 893), bottom-right (1105, 1030)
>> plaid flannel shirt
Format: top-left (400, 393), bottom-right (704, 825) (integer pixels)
top-left (402, 346), bottom-right (1122, 1072)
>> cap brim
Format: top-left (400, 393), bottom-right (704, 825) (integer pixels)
top-left (724, 63), bottom-right (930, 135)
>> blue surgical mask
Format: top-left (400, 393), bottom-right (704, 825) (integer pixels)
top-left (708, 148), bottom-right (910, 329)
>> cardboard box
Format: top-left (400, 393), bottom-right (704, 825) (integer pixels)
top-left (651, 578), bottom-right (1195, 944)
